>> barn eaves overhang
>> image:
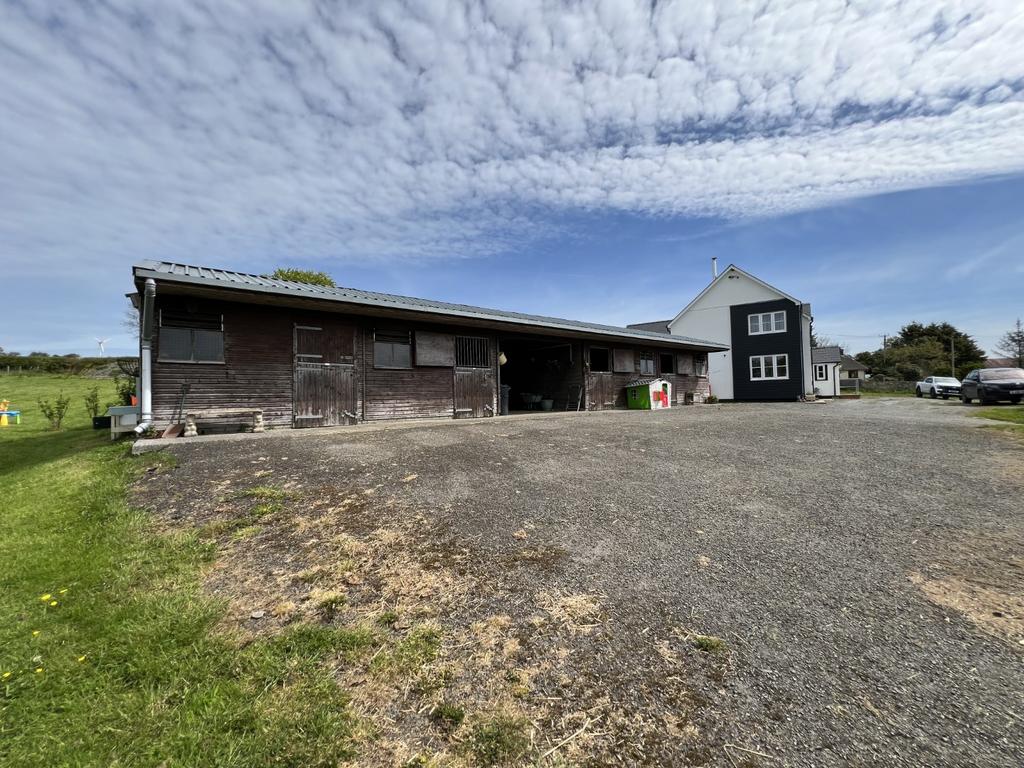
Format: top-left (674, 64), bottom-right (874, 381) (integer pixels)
top-left (132, 261), bottom-right (728, 352)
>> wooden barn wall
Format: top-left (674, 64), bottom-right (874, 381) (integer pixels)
top-left (150, 290), bottom-right (708, 429)
top-left (360, 324), bottom-right (497, 422)
top-left (585, 344), bottom-right (710, 410)
top-left (151, 298), bottom-right (294, 428)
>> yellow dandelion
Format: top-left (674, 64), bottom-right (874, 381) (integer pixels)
top-left (35, 667), bottom-right (43, 674)
top-left (49, 601), bottom-right (58, 607)
top-left (59, 588), bottom-right (69, 594)
top-left (2, 671), bottom-right (11, 679)
top-left (39, 593), bottom-right (52, 601)
top-left (32, 630), bottom-right (41, 637)
top-left (77, 655), bottom-right (86, 663)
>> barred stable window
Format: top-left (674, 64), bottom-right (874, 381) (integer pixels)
top-left (750, 354), bottom-right (789, 381)
top-left (748, 311), bottom-right (787, 335)
top-left (373, 329), bottom-right (412, 369)
top-left (694, 355), bottom-right (708, 376)
top-left (659, 352), bottom-right (675, 375)
top-left (814, 363), bottom-right (828, 381)
top-left (639, 351), bottom-right (656, 375)
top-left (455, 336), bottom-right (489, 367)
top-left (158, 309), bottom-right (224, 363)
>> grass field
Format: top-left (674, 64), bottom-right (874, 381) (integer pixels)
top-left (973, 405), bottom-right (1024, 427)
top-left (0, 376), bottom-right (364, 767)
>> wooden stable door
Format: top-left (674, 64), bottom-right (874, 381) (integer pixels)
top-left (453, 335), bottom-right (495, 418)
top-left (589, 373), bottom-right (616, 409)
top-left (293, 323), bottom-right (357, 427)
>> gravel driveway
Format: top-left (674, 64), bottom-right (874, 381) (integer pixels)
top-left (141, 398), bottom-right (1024, 767)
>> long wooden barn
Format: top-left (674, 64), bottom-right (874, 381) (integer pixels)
top-left (130, 261), bottom-right (727, 433)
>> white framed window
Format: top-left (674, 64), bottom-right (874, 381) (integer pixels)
top-left (639, 351), bottom-right (656, 375)
top-left (750, 354), bottom-right (789, 381)
top-left (694, 354), bottom-right (708, 377)
top-left (814, 363), bottom-right (828, 381)
top-left (748, 311), bottom-right (786, 335)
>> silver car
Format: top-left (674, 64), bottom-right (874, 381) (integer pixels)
top-left (915, 376), bottom-right (961, 399)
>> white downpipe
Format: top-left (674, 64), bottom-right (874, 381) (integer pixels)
top-left (134, 278), bottom-right (156, 435)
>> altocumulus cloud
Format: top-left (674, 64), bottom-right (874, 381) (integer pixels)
top-left (2, 0), bottom-right (1023, 273)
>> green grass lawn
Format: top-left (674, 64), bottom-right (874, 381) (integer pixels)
top-left (973, 405), bottom-right (1024, 426)
top-left (0, 375), bottom-right (365, 767)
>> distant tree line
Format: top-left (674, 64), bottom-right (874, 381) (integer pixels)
top-left (854, 322), bottom-right (986, 380)
top-left (0, 350), bottom-right (116, 374)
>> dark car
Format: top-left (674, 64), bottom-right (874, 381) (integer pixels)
top-left (960, 368), bottom-right (1024, 404)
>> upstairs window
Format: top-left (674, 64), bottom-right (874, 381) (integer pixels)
top-left (159, 309), bottom-right (224, 363)
top-left (639, 351), bottom-right (656, 375)
top-left (659, 352), bottom-right (675, 375)
top-left (750, 354), bottom-right (789, 381)
top-left (373, 329), bottom-right (412, 369)
top-left (749, 311), bottom-right (786, 335)
top-left (589, 347), bottom-right (610, 372)
top-left (694, 355), bottom-right (708, 377)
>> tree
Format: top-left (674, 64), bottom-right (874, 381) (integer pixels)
top-left (269, 268), bottom-right (335, 287)
top-left (810, 329), bottom-right (835, 348)
top-left (855, 321), bottom-right (985, 380)
top-left (996, 318), bottom-right (1024, 367)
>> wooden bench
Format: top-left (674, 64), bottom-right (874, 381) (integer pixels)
top-left (184, 409), bottom-right (264, 437)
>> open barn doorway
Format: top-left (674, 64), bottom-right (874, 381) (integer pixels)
top-left (498, 336), bottom-right (583, 413)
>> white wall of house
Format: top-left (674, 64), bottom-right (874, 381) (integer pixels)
top-left (812, 361), bottom-right (841, 397)
top-left (668, 268), bottom-right (813, 400)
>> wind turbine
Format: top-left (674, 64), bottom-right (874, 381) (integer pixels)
top-left (96, 338), bottom-right (110, 355)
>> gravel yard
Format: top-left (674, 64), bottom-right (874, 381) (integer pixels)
top-left (138, 398), bottom-right (1024, 767)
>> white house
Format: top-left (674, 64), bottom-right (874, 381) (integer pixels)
top-left (629, 262), bottom-right (814, 401)
top-left (840, 354), bottom-right (869, 380)
top-left (811, 346), bottom-right (843, 397)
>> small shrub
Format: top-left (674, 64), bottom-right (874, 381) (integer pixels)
top-left (113, 375), bottom-right (136, 405)
top-left (37, 392), bottom-right (71, 430)
top-left (467, 715), bottom-right (529, 765)
top-left (705, 394), bottom-right (719, 404)
top-left (84, 386), bottom-right (101, 418)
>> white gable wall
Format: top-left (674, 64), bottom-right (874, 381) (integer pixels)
top-left (812, 361), bottom-right (841, 397)
top-left (667, 269), bottom-right (784, 401)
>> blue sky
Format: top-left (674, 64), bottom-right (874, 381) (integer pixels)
top-left (2, 1), bottom-right (1022, 358)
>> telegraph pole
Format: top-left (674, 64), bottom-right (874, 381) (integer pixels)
top-left (951, 337), bottom-right (956, 377)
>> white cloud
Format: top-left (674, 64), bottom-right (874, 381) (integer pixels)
top-left (1, 0), bottom-right (1023, 272)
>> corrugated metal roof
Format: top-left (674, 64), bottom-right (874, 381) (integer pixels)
top-left (133, 260), bottom-right (727, 350)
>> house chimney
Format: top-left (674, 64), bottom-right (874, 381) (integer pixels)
top-left (711, 257), bottom-right (718, 279)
